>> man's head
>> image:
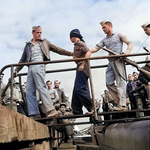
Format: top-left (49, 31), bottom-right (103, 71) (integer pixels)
top-left (54, 80), bottom-right (61, 88)
top-left (46, 80), bottom-right (52, 90)
top-left (141, 22), bottom-right (150, 36)
top-left (32, 26), bottom-right (42, 41)
top-left (59, 103), bottom-right (66, 113)
top-left (133, 72), bottom-right (139, 80)
top-left (13, 82), bottom-right (19, 89)
top-left (104, 90), bottom-right (108, 94)
top-left (21, 85), bottom-right (26, 92)
top-left (128, 74), bottom-right (133, 82)
top-left (70, 29), bottom-right (84, 43)
top-left (65, 96), bottom-right (69, 101)
top-left (145, 55), bottom-right (150, 67)
top-left (100, 20), bottom-right (113, 35)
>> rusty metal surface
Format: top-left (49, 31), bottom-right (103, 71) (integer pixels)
top-left (36, 113), bottom-right (92, 122)
top-left (51, 121), bottom-right (91, 127)
top-left (98, 108), bottom-right (150, 115)
top-left (94, 120), bottom-right (150, 150)
top-left (36, 109), bottom-right (150, 122)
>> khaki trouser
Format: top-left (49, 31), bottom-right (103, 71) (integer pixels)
top-left (106, 60), bottom-right (126, 106)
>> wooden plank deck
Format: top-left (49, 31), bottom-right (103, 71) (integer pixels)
top-left (0, 104), bottom-right (50, 143)
top-left (0, 104), bottom-right (62, 150)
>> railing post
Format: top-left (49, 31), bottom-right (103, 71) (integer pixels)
top-left (18, 75), bottom-right (25, 101)
top-left (0, 74), bottom-right (4, 104)
top-left (88, 60), bottom-right (98, 120)
top-left (10, 66), bottom-right (14, 109)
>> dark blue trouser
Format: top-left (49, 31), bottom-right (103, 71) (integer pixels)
top-left (71, 70), bottom-right (93, 114)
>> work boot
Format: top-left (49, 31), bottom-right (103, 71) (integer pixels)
top-left (30, 114), bottom-right (41, 120)
top-left (47, 109), bottom-right (58, 118)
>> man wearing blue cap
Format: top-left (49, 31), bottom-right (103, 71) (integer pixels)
top-left (70, 29), bottom-right (93, 114)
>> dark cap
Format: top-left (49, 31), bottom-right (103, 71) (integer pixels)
top-left (70, 29), bottom-right (83, 39)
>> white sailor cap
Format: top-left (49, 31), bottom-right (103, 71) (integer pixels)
top-left (100, 19), bottom-right (111, 26)
top-left (141, 22), bottom-right (150, 29)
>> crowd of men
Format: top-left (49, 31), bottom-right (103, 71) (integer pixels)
top-left (0, 79), bottom-right (74, 142)
top-left (0, 20), bottom-right (150, 141)
top-left (17, 80), bottom-right (71, 116)
top-left (102, 67), bottom-right (150, 112)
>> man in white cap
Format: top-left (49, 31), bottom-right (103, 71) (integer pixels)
top-left (139, 22), bottom-right (150, 108)
top-left (90, 20), bottom-right (134, 111)
top-left (141, 22), bottom-right (150, 36)
top-left (138, 55), bottom-right (150, 108)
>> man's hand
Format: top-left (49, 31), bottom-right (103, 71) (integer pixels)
top-left (17, 99), bottom-right (24, 104)
top-left (119, 52), bottom-right (126, 60)
top-left (78, 62), bottom-right (85, 71)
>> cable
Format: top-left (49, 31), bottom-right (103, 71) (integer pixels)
top-left (130, 36), bottom-right (149, 60)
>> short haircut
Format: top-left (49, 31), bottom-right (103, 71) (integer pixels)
top-left (54, 80), bottom-right (60, 84)
top-left (46, 80), bottom-right (52, 84)
top-left (133, 72), bottom-right (138, 75)
top-left (128, 74), bottom-right (132, 76)
top-left (32, 26), bottom-right (42, 32)
top-left (105, 21), bottom-right (112, 27)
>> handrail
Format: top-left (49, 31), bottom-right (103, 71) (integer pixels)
top-left (36, 108), bottom-right (150, 121)
top-left (0, 52), bottom-right (149, 75)
top-left (16, 60), bottom-right (150, 76)
top-left (0, 52), bottom-right (149, 121)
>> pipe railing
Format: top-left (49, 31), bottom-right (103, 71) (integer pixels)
top-left (0, 52), bottom-right (150, 120)
top-left (0, 52), bottom-right (150, 74)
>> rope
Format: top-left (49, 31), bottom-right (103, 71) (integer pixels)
top-left (113, 60), bottom-right (128, 82)
top-left (116, 37), bottom-right (149, 80)
top-left (130, 36), bottom-right (149, 60)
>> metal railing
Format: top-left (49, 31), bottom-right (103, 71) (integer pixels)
top-left (0, 52), bottom-right (150, 121)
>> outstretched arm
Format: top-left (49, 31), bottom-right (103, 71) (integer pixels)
top-left (45, 39), bottom-right (73, 56)
top-left (89, 46), bottom-right (101, 53)
top-left (120, 34), bottom-right (134, 54)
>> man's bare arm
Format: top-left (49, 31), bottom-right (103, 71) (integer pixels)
top-left (78, 51), bottom-right (91, 71)
top-left (89, 46), bottom-right (101, 53)
top-left (120, 34), bottom-right (134, 54)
